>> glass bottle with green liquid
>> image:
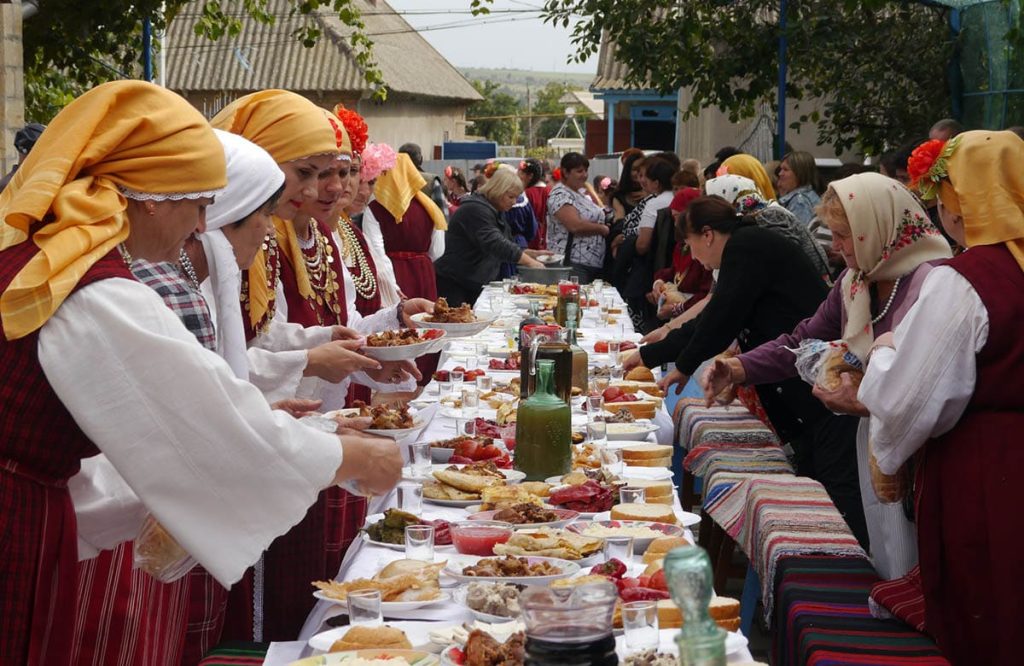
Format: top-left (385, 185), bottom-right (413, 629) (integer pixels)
top-left (514, 359), bottom-right (572, 481)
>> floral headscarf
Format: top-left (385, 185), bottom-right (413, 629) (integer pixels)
top-left (705, 174), bottom-right (765, 214)
top-left (831, 172), bottom-right (951, 360)
top-left (718, 154), bottom-right (777, 201)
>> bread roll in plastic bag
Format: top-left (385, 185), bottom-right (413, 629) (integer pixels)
top-left (787, 339), bottom-right (864, 390)
top-left (133, 514), bottom-right (197, 583)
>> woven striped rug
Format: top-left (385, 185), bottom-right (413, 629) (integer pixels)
top-left (707, 476), bottom-right (866, 623)
top-left (674, 398), bottom-right (780, 451)
top-left (684, 443), bottom-right (793, 478)
top-left (773, 556), bottom-right (948, 666)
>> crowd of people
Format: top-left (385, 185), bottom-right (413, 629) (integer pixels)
top-left (0, 78), bottom-right (1019, 666)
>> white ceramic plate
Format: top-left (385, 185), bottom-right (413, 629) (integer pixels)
top-left (621, 466), bottom-right (674, 481)
top-left (612, 629), bottom-right (748, 660)
top-left (359, 514), bottom-right (456, 552)
top-left (592, 510), bottom-right (701, 528)
top-left (442, 554), bottom-right (580, 584)
top-left (537, 254), bottom-right (564, 264)
top-left (313, 589), bottom-right (452, 613)
top-left (423, 495), bottom-right (482, 508)
top-left (565, 520), bottom-right (685, 554)
top-left (293, 649), bottom-right (440, 666)
top-left (605, 422), bottom-right (660, 441)
top-left (486, 346), bottom-right (512, 358)
top-left (410, 312), bottom-right (498, 338)
top-left (430, 446), bottom-right (455, 464)
top-left (308, 621), bottom-right (444, 653)
top-left (364, 418), bottom-right (427, 439)
top-left (450, 585), bottom-right (520, 624)
top-left (362, 331), bottom-right (447, 362)
top-left (424, 465), bottom-right (525, 483)
top-left (467, 508), bottom-right (580, 530)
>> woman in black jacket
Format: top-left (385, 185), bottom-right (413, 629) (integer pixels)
top-left (625, 195), bottom-right (867, 546)
top-left (434, 167), bottom-right (546, 306)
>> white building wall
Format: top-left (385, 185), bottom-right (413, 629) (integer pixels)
top-left (358, 100), bottom-right (472, 157)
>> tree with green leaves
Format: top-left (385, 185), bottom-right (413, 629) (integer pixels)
top-left (529, 81), bottom-right (590, 148)
top-left (466, 79), bottom-right (524, 146)
top-left (22, 0), bottom-right (386, 122)
top-left (541, 0), bottom-right (956, 155)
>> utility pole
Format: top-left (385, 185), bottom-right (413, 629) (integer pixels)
top-left (526, 86), bottom-right (533, 150)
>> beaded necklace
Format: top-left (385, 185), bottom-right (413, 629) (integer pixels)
top-left (336, 218), bottom-right (378, 300)
top-left (299, 220), bottom-right (343, 325)
top-left (241, 232), bottom-right (281, 336)
top-left (870, 275), bottom-right (902, 325)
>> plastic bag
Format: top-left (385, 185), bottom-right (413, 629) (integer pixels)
top-left (787, 339), bottom-right (863, 390)
top-left (133, 514), bottom-right (198, 583)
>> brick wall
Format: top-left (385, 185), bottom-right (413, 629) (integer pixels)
top-left (0, 0), bottom-right (23, 175)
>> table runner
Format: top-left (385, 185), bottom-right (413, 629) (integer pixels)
top-left (684, 444), bottom-right (793, 479)
top-left (674, 398), bottom-right (780, 451)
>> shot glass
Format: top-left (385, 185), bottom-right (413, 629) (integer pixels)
top-left (408, 441), bottom-right (431, 479)
top-left (347, 589), bottom-right (383, 628)
top-left (600, 445), bottom-right (624, 475)
top-left (451, 369), bottom-right (465, 389)
top-left (397, 481), bottom-right (424, 514)
top-left (570, 275), bottom-right (580, 285)
top-left (404, 524), bottom-right (435, 561)
top-left (608, 340), bottom-right (622, 366)
top-left (461, 387), bottom-right (480, 419)
top-left (603, 535), bottom-right (634, 562)
top-left (587, 419), bottom-right (608, 448)
top-left (476, 374), bottom-right (493, 392)
top-left (610, 365), bottom-right (625, 382)
top-left (622, 600), bottom-right (660, 653)
top-left (587, 395), bottom-right (605, 421)
top-left (500, 423), bottom-right (517, 451)
top-left (456, 418), bottom-right (477, 437)
top-left (599, 304), bottom-right (611, 326)
top-left (619, 486), bottom-right (647, 505)
top-left (504, 324), bottom-right (518, 350)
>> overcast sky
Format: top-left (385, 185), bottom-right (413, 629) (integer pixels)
top-left (386, 0), bottom-right (596, 74)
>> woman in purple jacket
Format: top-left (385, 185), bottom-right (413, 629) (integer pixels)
top-left (701, 172), bottom-right (951, 579)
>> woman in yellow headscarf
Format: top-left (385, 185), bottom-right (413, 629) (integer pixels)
top-left (718, 153), bottom-right (778, 201)
top-left (0, 81), bottom-right (396, 665)
top-left (212, 90), bottom-right (421, 643)
top-left (859, 131), bottom-right (1024, 664)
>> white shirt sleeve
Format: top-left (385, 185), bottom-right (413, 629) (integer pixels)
top-left (639, 192), bottom-right (670, 230)
top-left (39, 278), bottom-right (343, 587)
top-left (858, 266), bottom-right (989, 475)
top-left (252, 316), bottom-right (332, 352)
top-left (69, 454), bottom-right (149, 561)
top-left (361, 207), bottom-right (402, 308)
top-left (428, 227), bottom-right (446, 261)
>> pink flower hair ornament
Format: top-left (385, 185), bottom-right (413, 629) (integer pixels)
top-left (360, 142), bottom-right (397, 182)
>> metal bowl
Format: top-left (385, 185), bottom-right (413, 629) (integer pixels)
top-left (516, 265), bottom-right (573, 285)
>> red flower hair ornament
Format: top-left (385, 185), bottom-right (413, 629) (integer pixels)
top-left (907, 136), bottom-right (961, 201)
top-left (552, 167), bottom-right (562, 182)
top-left (332, 103), bottom-right (369, 156)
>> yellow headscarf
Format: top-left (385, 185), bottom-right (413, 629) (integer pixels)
top-left (0, 81), bottom-right (226, 340)
top-left (373, 153), bottom-right (447, 230)
top-left (211, 90), bottom-right (347, 329)
top-left (719, 154), bottom-right (778, 201)
top-left (938, 130), bottom-right (1024, 271)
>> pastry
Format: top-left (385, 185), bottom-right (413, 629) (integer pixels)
top-left (329, 625), bottom-right (412, 651)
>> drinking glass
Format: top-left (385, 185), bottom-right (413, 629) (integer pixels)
top-left (437, 380), bottom-right (453, 399)
top-left (348, 589), bottom-right (383, 628)
top-left (476, 374), bottom-right (493, 392)
top-left (404, 524), bottom-right (435, 561)
top-left (500, 423), bottom-right (517, 451)
top-left (504, 324), bottom-right (518, 350)
top-left (587, 420), bottom-right (608, 448)
top-left (619, 486), bottom-right (647, 505)
top-left (608, 341), bottom-right (621, 366)
top-left (570, 275), bottom-right (580, 285)
top-left (622, 600), bottom-right (660, 653)
top-left (462, 387), bottom-right (480, 419)
top-left (603, 535), bottom-right (634, 562)
top-left (502, 277), bottom-right (514, 294)
top-left (610, 365), bottom-right (625, 382)
top-left (600, 445), bottom-right (623, 475)
top-left (457, 418), bottom-right (476, 437)
top-left (397, 481), bottom-right (424, 514)
top-left (408, 441), bottom-right (431, 479)
top-left (451, 369), bottom-right (465, 389)
top-left (599, 304), bottom-right (611, 326)
top-left (587, 395), bottom-right (605, 421)
top-left (464, 351), bottom-right (478, 372)
top-left (592, 279), bottom-right (605, 296)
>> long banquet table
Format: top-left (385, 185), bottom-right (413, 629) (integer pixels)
top-left (263, 284), bottom-right (755, 664)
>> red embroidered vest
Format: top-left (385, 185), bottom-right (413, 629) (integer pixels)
top-left (0, 244), bottom-right (134, 483)
top-left (946, 244), bottom-right (1024, 410)
top-left (279, 219), bottom-right (349, 328)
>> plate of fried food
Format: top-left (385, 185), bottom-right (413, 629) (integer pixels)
top-left (313, 560), bottom-right (451, 612)
top-left (410, 298), bottom-right (497, 338)
top-left (423, 461), bottom-right (510, 507)
top-left (443, 554), bottom-right (580, 585)
top-left (362, 328), bottom-right (447, 362)
top-left (353, 403), bottom-right (428, 439)
top-left (467, 503), bottom-right (579, 530)
top-left (489, 527), bottom-right (604, 562)
top-left (307, 622), bottom-right (440, 654)
top-left (293, 646), bottom-right (439, 666)
top-left (361, 509), bottom-right (454, 551)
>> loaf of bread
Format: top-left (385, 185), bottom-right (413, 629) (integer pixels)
top-left (818, 350), bottom-right (864, 391)
top-left (868, 440), bottom-right (906, 503)
top-left (621, 444), bottom-right (673, 461)
top-left (621, 479), bottom-right (673, 505)
top-left (625, 456), bottom-right (672, 469)
top-left (330, 625), bottom-right (412, 651)
top-left (709, 596), bottom-right (741, 621)
top-left (625, 366), bottom-right (655, 382)
top-left (604, 401), bottom-right (657, 419)
top-left (610, 502), bottom-right (676, 524)
top-left (642, 536), bottom-right (691, 563)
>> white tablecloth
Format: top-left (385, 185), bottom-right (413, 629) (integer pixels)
top-left (268, 286), bottom-right (753, 664)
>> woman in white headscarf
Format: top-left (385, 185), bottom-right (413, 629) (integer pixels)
top-left (702, 172), bottom-right (952, 578)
